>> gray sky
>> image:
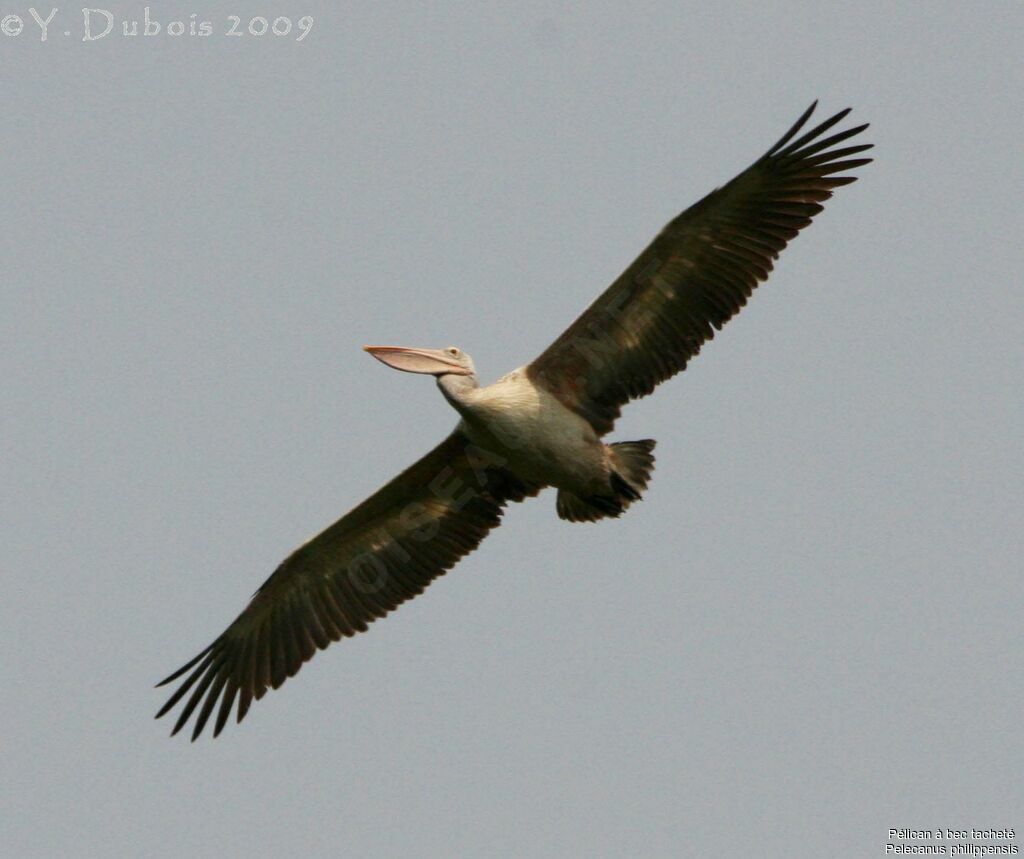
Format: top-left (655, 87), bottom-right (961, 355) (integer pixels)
top-left (3, 2), bottom-right (1021, 857)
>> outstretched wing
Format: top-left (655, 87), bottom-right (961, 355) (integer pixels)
top-left (527, 102), bottom-right (872, 435)
top-left (156, 429), bottom-right (539, 740)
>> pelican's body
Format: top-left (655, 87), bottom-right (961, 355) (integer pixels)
top-left (446, 368), bottom-right (610, 498)
top-left (157, 103), bottom-right (872, 739)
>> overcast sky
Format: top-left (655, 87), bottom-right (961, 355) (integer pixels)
top-left (2, 2), bottom-right (1021, 856)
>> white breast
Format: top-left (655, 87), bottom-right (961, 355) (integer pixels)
top-left (460, 368), bottom-right (607, 491)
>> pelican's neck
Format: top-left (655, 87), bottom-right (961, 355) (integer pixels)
top-left (437, 372), bottom-right (480, 414)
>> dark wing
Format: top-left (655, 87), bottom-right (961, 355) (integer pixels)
top-left (527, 102), bottom-right (872, 435)
top-left (156, 429), bottom-right (539, 740)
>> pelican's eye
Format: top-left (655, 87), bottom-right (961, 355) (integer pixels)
top-left (447, 347), bottom-right (460, 357)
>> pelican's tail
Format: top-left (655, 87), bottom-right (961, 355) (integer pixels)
top-left (556, 439), bottom-right (657, 523)
top-left (608, 439), bottom-right (656, 496)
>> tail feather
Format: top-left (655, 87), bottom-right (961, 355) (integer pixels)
top-left (556, 491), bottom-right (622, 523)
top-left (556, 439), bottom-right (657, 523)
top-left (609, 439), bottom-right (656, 495)
top-left (610, 471), bottom-right (640, 501)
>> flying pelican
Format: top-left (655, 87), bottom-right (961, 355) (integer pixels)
top-left (157, 102), bottom-right (871, 739)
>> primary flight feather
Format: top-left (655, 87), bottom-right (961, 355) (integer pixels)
top-left (157, 102), bottom-right (871, 739)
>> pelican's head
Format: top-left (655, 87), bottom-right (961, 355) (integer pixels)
top-left (363, 345), bottom-right (476, 377)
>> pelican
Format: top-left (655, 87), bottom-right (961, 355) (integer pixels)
top-left (157, 102), bottom-right (871, 738)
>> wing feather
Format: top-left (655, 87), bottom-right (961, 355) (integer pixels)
top-left (526, 103), bottom-right (872, 434)
top-left (156, 429), bottom-right (540, 739)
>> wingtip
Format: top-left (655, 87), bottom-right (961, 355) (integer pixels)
top-left (156, 643), bottom-right (214, 687)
